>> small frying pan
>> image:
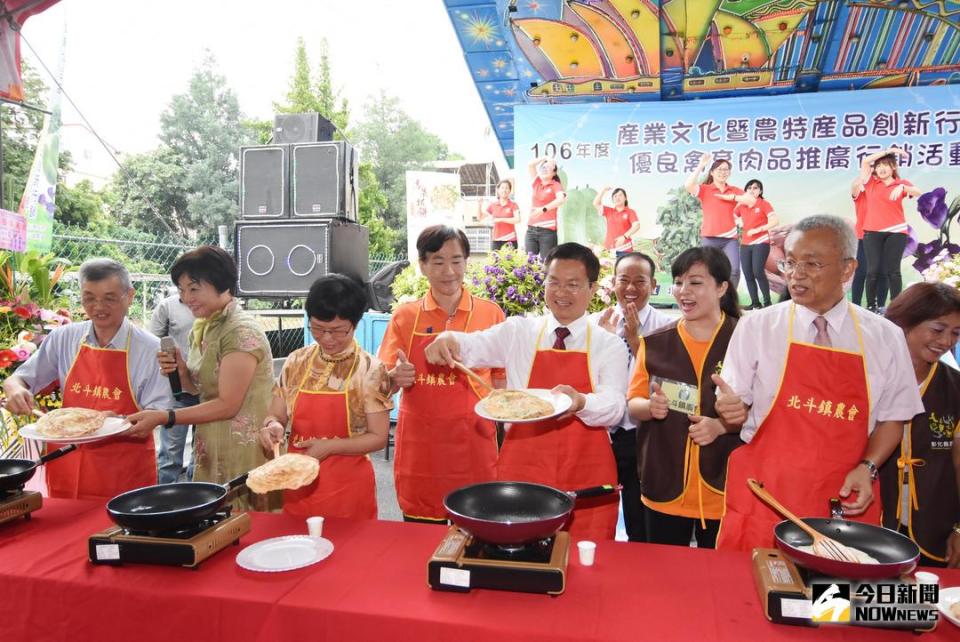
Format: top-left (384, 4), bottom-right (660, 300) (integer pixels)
top-left (0, 445), bottom-right (77, 492)
top-left (106, 473), bottom-right (248, 532)
top-left (444, 481), bottom-right (618, 545)
top-left (775, 518), bottom-right (919, 580)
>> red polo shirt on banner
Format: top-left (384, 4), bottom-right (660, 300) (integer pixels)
top-left (601, 206), bottom-right (638, 251)
top-left (697, 183), bottom-right (742, 238)
top-left (857, 176), bottom-right (912, 234)
top-left (486, 200), bottom-right (519, 242)
top-left (529, 177), bottom-right (563, 230)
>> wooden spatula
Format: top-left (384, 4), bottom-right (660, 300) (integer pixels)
top-left (452, 360), bottom-right (494, 394)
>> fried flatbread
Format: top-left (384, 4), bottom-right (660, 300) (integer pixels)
top-left (482, 389), bottom-right (555, 421)
top-left (246, 453), bottom-right (320, 494)
top-left (35, 407), bottom-right (106, 439)
top-left (796, 544), bottom-right (880, 564)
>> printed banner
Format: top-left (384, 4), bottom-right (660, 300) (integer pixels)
top-left (0, 209), bottom-right (26, 252)
top-left (404, 171), bottom-right (465, 261)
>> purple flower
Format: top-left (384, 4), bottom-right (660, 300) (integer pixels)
top-left (484, 265), bottom-right (494, 274)
top-left (471, 277), bottom-right (480, 286)
top-left (917, 188), bottom-right (949, 228)
top-left (913, 239), bottom-right (944, 273)
top-left (507, 286), bottom-right (517, 297)
top-left (903, 225), bottom-right (919, 257)
top-left (513, 267), bottom-right (524, 279)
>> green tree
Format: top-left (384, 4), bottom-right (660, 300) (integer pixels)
top-left (356, 91), bottom-right (454, 253)
top-left (656, 186), bottom-right (702, 268)
top-left (53, 179), bottom-right (108, 228)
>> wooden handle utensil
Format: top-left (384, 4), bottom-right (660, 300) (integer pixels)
top-left (452, 361), bottom-right (494, 394)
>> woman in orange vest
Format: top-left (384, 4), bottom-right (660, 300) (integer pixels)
top-left (881, 283), bottom-right (960, 567)
top-left (378, 225), bottom-right (505, 522)
top-left (259, 274), bottom-right (392, 519)
top-left (627, 247), bottom-right (742, 547)
top-left (686, 152), bottom-right (755, 287)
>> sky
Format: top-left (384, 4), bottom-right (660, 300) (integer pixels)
top-left (20, 0), bottom-right (506, 186)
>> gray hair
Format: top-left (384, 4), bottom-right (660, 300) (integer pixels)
top-left (786, 215), bottom-right (858, 260)
top-left (78, 258), bottom-right (133, 291)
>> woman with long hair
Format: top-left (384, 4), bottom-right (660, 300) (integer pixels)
top-left (735, 179), bottom-right (779, 309)
top-left (479, 179), bottom-right (520, 251)
top-left (593, 186), bottom-right (641, 255)
top-left (627, 246), bottom-right (742, 547)
top-left (525, 157), bottom-right (567, 258)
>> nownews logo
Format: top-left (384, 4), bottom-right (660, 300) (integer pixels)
top-left (811, 582), bottom-right (939, 625)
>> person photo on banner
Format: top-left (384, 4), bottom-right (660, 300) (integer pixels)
top-left (593, 186), bottom-right (641, 257)
top-left (880, 283), bottom-right (960, 568)
top-left (525, 157), bottom-right (566, 259)
top-left (378, 225), bottom-right (505, 523)
top-left (851, 147), bottom-right (922, 312)
top-left (626, 247), bottom-right (742, 549)
top-left (686, 152), bottom-right (755, 288)
top-left (734, 179), bottom-right (779, 310)
top-left (260, 274), bottom-right (392, 520)
top-left (478, 179), bottom-right (520, 251)
top-left (3, 259), bottom-right (172, 500)
top-left (712, 215), bottom-right (924, 552)
top-left (423, 243), bottom-right (629, 542)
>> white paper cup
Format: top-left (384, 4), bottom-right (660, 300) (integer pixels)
top-left (914, 571), bottom-right (939, 586)
top-left (577, 540), bottom-right (596, 566)
top-left (306, 516), bottom-right (324, 538)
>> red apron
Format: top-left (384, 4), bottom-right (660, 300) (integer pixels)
top-left (497, 323), bottom-right (619, 541)
top-left (394, 300), bottom-right (498, 520)
top-left (47, 334), bottom-right (156, 500)
top-left (283, 345), bottom-right (377, 519)
top-left (717, 304), bottom-right (879, 551)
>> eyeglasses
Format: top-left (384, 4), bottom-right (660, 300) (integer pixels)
top-left (545, 280), bottom-right (590, 293)
top-left (777, 259), bottom-right (851, 275)
top-left (310, 327), bottom-right (353, 339)
top-left (81, 296), bottom-right (125, 308)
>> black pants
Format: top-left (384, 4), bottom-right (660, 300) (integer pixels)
top-left (492, 240), bottom-right (515, 252)
top-left (863, 231), bottom-right (907, 309)
top-left (525, 226), bottom-right (558, 259)
top-left (611, 428), bottom-right (645, 542)
top-left (739, 243), bottom-right (771, 307)
top-left (852, 239), bottom-right (887, 307)
top-left (645, 508), bottom-right (720, 549)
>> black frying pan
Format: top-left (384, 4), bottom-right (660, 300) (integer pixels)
top-left (775, 518), bottom-right (920, 579)
top-left (106, 473), bottom-right (248, 532)
top-left (0, 445), bottom-right (77, 492)
top-left (444, 481), bottom-right (618, 545)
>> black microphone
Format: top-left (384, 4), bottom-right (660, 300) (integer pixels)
top-left (160, 336), bottom-right (183, 400)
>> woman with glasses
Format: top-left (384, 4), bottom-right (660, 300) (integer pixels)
top-left (626, 247), bottom-right (742, 547)
top-left (593, 186), bottom-right (641, 255)
top-left (127, 246), bottom-right (276, 511)
top-left (852, 147), bottom-right (921, 311)
top-left (686, 152), bottom-right (755, 287)
top-left (734, 179), bottom-right (778, 309)
top-left (880, 283), bottom-right (960, 567)
top-left (259, 275), bottom-right (392, 519)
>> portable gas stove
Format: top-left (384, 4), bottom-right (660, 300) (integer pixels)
top-left (88, 510), bottom-right (250, 568)
top-left (428, 525), bottom-right (569, 595)
top-left (0, 489), bottom-right (42, 526)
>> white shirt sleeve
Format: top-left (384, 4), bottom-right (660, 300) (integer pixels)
top-left (872, 323), bottom-right (925, 422)
top-left (578, 331), bottom-right (629, 427)
top-left (719, 315), bottom-right (759, 408)
top-left (148, 300), bottom-right (169, 339)
top-left (132, 330), bottom-right (175, 410)
top-left (451, 317), bottom-right (522, 370)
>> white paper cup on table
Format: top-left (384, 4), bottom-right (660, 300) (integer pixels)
top-left (914, 571), bottom-right (939, 587)
top-left (577, 540), bottom-right (596, 566)
top-left (306, 516), bottom-right (324, 538)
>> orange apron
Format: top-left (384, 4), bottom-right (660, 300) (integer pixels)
top-left (717, 304), bottom-right (879, 552)
top-left (283, 344), bottom-right (377, 519)
top-left (394, 299), bottom-right (498, 520)
top-left (47, 333), bottom-right (156, 500)
top-left (497, 323), bottom-right (619, 541)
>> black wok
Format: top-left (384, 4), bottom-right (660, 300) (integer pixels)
top-left (775, 518), bottom-right (919, 580)
top-left (106, 472), bottom-right (248, 532)
top-left (0, 445), bottom-right (77, 491)
top-left (444, 481), bottom-right (618, 545)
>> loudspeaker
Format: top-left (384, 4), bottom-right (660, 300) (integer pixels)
top-left (273, 113), bottom-right (336, 144)
top-left (235, 220), bottom-right (369, 297)
top-left (291, 141), bottom-right (358, 221)
top-left (239, 145), bottom-right (288, 218)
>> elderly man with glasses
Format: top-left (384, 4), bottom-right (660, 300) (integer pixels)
top-left (3, 258), bottom-right (172, 500)
top-left (710, 215), bottom-right (923, 552)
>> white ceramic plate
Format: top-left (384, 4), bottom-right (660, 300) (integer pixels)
top-left (474, 388), bottom-right (574, 424)
top-left (236, 535), bottom-right (334, 573)
top-left (938, 586), bottom-right (960, 628)
top-left (19, 416), bottom-right (131, 444)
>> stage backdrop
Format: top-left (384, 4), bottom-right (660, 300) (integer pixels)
top-left (515, 85), bottom-right (960, 303)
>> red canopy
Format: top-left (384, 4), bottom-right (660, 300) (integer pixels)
top-left (0, 0), bottom-right (61, 101)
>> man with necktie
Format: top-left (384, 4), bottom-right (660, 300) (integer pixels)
top-left (712, 215), bottom-right (923, 551)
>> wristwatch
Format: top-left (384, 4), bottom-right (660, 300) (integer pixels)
top-left (164, 409), bottom-right (177, 429)
top-left (859, 458), bottom-right (879, 481)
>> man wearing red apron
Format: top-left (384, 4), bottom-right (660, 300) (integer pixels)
top-left (425, 243), bottom-right (629, 541)
top-left (379, 226), bottom-right (505, 521)
top-left (711, 216), bottom-right (923, 551)
top-left (4, 259), bottom-right (172, 500)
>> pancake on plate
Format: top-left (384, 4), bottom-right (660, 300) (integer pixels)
top-left (35, 407), bottom-right (106, 439)
top-left (482, 389), bottom-right (555, 421)
top-left (246, 453), bottom-right (320, 494)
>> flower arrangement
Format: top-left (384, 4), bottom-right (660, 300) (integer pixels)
top-left (912, 187), bottom-right (960, 275)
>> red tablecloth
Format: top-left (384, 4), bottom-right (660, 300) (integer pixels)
top-left (1, 498), bottom-right (957, 642)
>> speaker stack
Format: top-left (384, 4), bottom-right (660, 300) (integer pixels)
top-left (236, 112), bottom-right (369, 297)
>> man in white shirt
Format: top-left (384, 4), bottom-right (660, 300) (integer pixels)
top-left (712, 215), bottom-right (923, 551)
top-left (590, 251), bottom-right (671, 542)
top-left (425, 243), bottom-right (629, 541)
